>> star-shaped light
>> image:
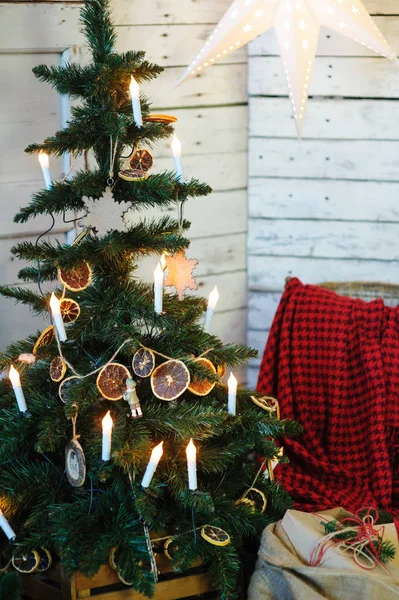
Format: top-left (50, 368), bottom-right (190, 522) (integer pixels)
top-left (178, 0), bottom-right (395, 135)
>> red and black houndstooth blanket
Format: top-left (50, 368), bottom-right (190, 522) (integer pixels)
top-left (257, 277), bottom-right (399, 514)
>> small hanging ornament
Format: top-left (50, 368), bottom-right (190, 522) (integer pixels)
top-left (58, 261), bottom-right (93, 292)
top-left (250, 395), bottom-right (280, 420)
top-left (60, 297), bottom-right (81, 324)
top-left (65, 409), bottom-right (86, 488)
top-left (49, 356), bottom-right (67, 382)
top-left (124, 377), bottom-right (143, 418)
top-left (164, 251), bottom-right (198, 301)
top-left (151, 359), bottom-right (190, 401)
top-left (80, 187), bottom-right (132, 235)
top-left (132, 347), bottom-right (156, 378)
top-left (118, 147), bottom-right (154, 182)
top-left (266, 447), bottom-right (284, 482)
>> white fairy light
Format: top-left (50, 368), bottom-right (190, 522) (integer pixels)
top-left (178, 0), bottom-right (396, 136)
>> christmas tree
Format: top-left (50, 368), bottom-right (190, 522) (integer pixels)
top-left (0, 1), bottom-right (300, 597)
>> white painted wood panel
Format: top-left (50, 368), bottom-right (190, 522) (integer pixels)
top-left (249, 57), bottom-right (399, 99)
top-left (249, 98), bottom-right (399, 140)
top-left (249, 139), bottom-right (399, 181)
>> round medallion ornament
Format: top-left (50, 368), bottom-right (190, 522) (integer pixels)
top-left (65, 438), bottom-right (86, 487)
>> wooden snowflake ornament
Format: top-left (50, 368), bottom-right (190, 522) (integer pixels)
top-left (80, 187), bottom-right (132, 234)
top-left (164, 251), bottom-right (198, 301)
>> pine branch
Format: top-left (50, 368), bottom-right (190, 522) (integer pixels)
top-left (80, 0), bottom-right (117, 63)
top-left (0, 286), bottom-right (48, 314)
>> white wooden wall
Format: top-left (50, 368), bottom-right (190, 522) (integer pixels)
top-left (0, 1), bottom-right (248, 361)
top-left (247, 0), bottom-right (399, 388)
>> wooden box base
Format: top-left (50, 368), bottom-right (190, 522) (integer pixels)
top-left (21, 554), bottom-right (219, 600)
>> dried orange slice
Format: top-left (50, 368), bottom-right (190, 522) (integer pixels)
top-left (58, 261), bottom-right (92, 292)
top-left (36, 548), bottom-right (52, 572)
top-left (201, 525), bottom-right (230, 547)
top-left (144, 114), bottom-right (177, 124)
top-left (188, 358), bottom-right (216, 396)
top-left (217, 363), bottom-right (226, 379)
top-left (12, 551), bottom-right (40, 574)
top-left (118, 168), bottom-right (148, 182)
top-left (242, 488), bottom-right (267, 513)
top-left (151, 360), bottom-right (190, 401)
top-left (59, 376), bottom-right (80, 404)
top-left (60, 298), bottom-right (81, 324)
top-left (163, 538), bottom-right (179, 560)
top-left (50, 356), bottom-right (67, 382)
top-left (96, 363), bottom-right (130, 400)
top-left (132, 347), bottom-right (155, 378)
top-left (235, 497), bottom-right (256, 512)
top-left (129, 149), bottom-right (153, 172)
top-left (33, 325), bottom-right (54, 354)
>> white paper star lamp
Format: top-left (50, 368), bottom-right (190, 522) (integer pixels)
top-left (178, 0), bottom-right (395, 135)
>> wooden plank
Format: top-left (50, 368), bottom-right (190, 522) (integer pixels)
top-left (248, 328), bottom-right (269, 368)
top-left (213, 307), bottom-right (247, 346)
top-left (247, 366), bottom-right (260, 390)
top-left (248, 56), bottom-right (399, 99)
top-left (150, 64), bottom-right (247, 109)
top-left (248, 219), bottom-right (399, 261)
top-left (248, 178), bottom-right (399, 222)
top-left (196, 271), bottom-right (246, 314)
top-left (156, 106), bottom-right (247, 156)
top-left (249, 97), bottom-right (399, 141)
top-left (116, 25), bottom-right (246, 66)
top-left (248, 291), bottom-right (280, 331)
top-left (249, 138), bottom-right (399, 182)
top-left (248, 16), bottom-right (399, 57)
top-left (248, 256), bottom-right (399, 292)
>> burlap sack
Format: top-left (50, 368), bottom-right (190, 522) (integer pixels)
top-left (248, 509), bottom-right (399, 600)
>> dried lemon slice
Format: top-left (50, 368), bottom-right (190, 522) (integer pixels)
top-left (50, 356), bottom-right (67, 382)
top-left (60, 298), bottom-right (81, 324)
top-left (201, 525), bottom-right (230, 547)
top-left (33, 325), bottom-right (54, 354)
top-left (151, 360), bottom-right (190, 401)
top-left (163, 537), bottom-right (178, 560)
top-left (58, 376), bottom-right (80, 404)
top-left (132, 347), bottom-right (155, 378)
top-left (58, 261), bottom-right (92, 292)
top-left (242, 488), bottom-right (267, 513)
top-left (36, 548), bottom-right (52, 572)
top-left (188, 358), bottom-right (216, 397)
top-left (96, 363), bottom-right (130, 400)
top-left (12, 551), bottom-right (40, 574)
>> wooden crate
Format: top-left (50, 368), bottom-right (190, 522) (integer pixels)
top-left (22, 554), bottom-right (219, 600)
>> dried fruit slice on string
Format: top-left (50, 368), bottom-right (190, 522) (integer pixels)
top-left (144, 114), bottom-right (177, 124)
top-left (188, 358), bottom-right (216, 397)
top-left (33, 325), bottom-right (54, 355)
top-left (97, 363), bottom-right (130, 400)
top-left (109, 547), bottom-right (134, 586)
top-left (235, 497), bottom-right (256, 512)
top-left (129, 149), bottom-right (153, 172)
top-left (132, 347), bottom-right (155, 378)
top-left (242, 488), bottom-right (267, 513)
top-left (36, 548), bottom-right (52, 572)
top-left (217, 363), bottom-right (226, 379)
top-left (151, 360), bottom-right (190, 401)
top-left (58, 261), bottom-right (92, 292)
top-left (60, 298), bottom-right (81, 324)
top-left (163, 538), bottom-right (179, 560)
top-left (59, 376), bottom-right (80, 404)
top-left (118, 168), bottom-right (148, 182)
top-left (12, 551), bottom-right (40, 574)
top-left (50, 356), bottom-right (67, 382)
top-left (201, 525), bottom-right (230, 547)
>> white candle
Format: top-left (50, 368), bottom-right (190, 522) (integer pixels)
top-left (102, 411), bottom-right (113, 461)
top-left (0, 510), bottom-right (16, 541)
top-left (9, 365), bottom-right (27, 413)
top-left (38, 152), bottom-right (52, 190)
top-left (203, 286), bottom-right (219, 333)
top-left (50, 292), bottom-right (67, 342)
top-left (171, 135), bottom-right (183, 181)
top-left (227, 372), bottom-right (237, 416)
top-left (130, 76), bottom-right (143, 128)
top-left (154, 263), bottom-right (163, 315)
top-left (186, 438), bottom-right (197, 491)
top-left (141, 441), bottom-right (164, 488)
top-left (160, 253), bottom-right (168, 271)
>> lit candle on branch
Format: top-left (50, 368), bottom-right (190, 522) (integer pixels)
top-left (227, 373), bottom-right (237, 416)
top-left (171, 135), bottom-right (183, 181)
top-left (0, 510), bottom-right (16, 541)
top-left (129, 76), bottom-right (143, 128)
top-left (9, 365), bottom-right (27, 414)
top-left (186, 438), bottom-right (197, 491)
top-left (141, 441), bottom-right (164, 488)
top-left (50, 293), bottom-right (67, 342)
top-left (160, 253), bottom-right (168, 271)
top-left (102, 411), bottom-right (113, 461)
top-left (38, 152), bottom-right (52, 190)
top-left (154, 263), bottom-right (164, 315)
top-left (203, 286), bottom-right (219, 333)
